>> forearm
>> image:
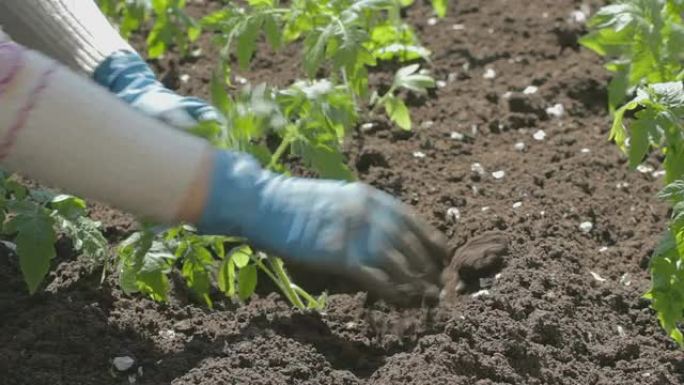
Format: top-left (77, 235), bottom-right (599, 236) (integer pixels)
top-left (0, 0), bottom-right (133, 74)
top-left (0, 36), bottom-right (210, 224)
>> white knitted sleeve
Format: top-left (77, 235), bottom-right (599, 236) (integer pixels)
top-left (0, 0), bottom-right (133, 74)
top-left (0, 34), bottom-right (210, 224)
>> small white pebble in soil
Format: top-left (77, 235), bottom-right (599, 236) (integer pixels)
top-left (436, 80), bottom-right (447, 88)
top-left (599, 246), bottom-right (609, 253)
top-left (179, 74), bottom-right (190, 83)
top-left (617, 325), bottom-right (626, 338)
top-left (620, 273), bottom-right (632, 286)
top-left (446, 207), bottom-right (461, 223)
top-left (345, 321), bottom-right (357, 330)
top-left (479, 277), bottom-right (494, 288)
top-left (158, 329), bottom-right (176, 340)
top-left (523, 85), bottom-right (538, 95)
top-left (616, 181), bottom-right (630, 190)
top-left (542, 12), bottom-right (549, 18)
top-left (452, 24), bottom-right (465, 31)
top-left (514, 142), bottom-right (526, 151)
top-left (447, 72), bottom-right (458, 83)
top-left (427, 17), bottom-right (438, 26)
top-left (580, 148), bottom-right (591, 154)
top-left (413, 151), bottom-right (426, 159)
top-left (512, 202), bottom-right (523, 209)
top-left (492, 170), bottom-right (506, 179)
top-left (642, 373), bottom-right (651, 378)
top-left (421, 120), bottom-right (435, 129)
top-left (590, 271), bottom-right (606, 282)
top-left (546, 103), bottom-right (565, 119)
top-left (533, 129), bottom-right (546, 141)
top-left (471, 124), bottom-right (479, 136)
top-left (636, 164), bottom-right (654, 173)
top-left (540, 211), bottom-right (545, 216)
top-left (481, 206), bottom-right (490, 212)
top-left (570, 10), bottom-right (587, 24)
top-left (471, 162), bottom-right (485, 175)
top-left (472, 289), bottom-right (490, 298)
top-left (483, 68), bottom-right (497, 79)
top-left (495, 273), bottom-right (502, 280)
top-left (113, 356), bottom-right (135, 372)
top-left (360, 122), bottom-right (375, 130)
top-left (191, 48), bottom-right (202, 57)
top-left (450, 131), bottom-right (465, 141)
top-left (502, 91), bottom-right (513, 99)
top-left (652, 170), bottom-right (666, 178)
top-left (579, 221), bottom-right (593, 233)
top-left (488, 28), bottom-right (495, 34)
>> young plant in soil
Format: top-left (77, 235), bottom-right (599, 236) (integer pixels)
top-left (0, 172), bottom-right (108, 293)
top-left (584, 0), bottom-right (684, 347)
top-left (106, 0), bottom-right (449, 310)
top-left (97, 0), bottom-right (201, 58)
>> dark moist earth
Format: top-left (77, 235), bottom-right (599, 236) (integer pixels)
top-left (2, 0), bottom-right (684, 384)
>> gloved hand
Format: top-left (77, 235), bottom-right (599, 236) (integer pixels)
top-left (92, 50), bottom-right (223, 129)
top-left (198, 151), bottom-right (449, 304)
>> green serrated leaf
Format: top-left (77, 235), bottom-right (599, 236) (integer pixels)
top-left (232, 246), bottom-right (252, 268)
top-left (237, 16), bottom-right (264, 70)
top-left (218, 257), bottom-right (236, 297)
top-left (51, 194), bottom-right (87, 220)
top-left (431, 0), bottom-right (448, 17)
top-left (628, 114), bottom-right (653, 169)
top-left (7, 207), bottom-right (56, 294)
top-left (296, 140), bottom-right (354, 180)
top-left (238, 264), bottom-right (258, 300)
top-left (385, 97), bottom-right (411, 130)
top-left (263, 14), bottom-right (282, 49)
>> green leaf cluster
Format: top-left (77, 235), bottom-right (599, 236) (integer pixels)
top-left (580, 0), bottom-right (684, 112)
top-left (586, 0), bottom-right (684, 347)
top-left (98, 0), bottom-right (447, 311)
top-left (0, 173), bottom-right (107, 294)
top-left (97, 0), bottom-right (200, 58)
top-left (201, 0), bottom-right (442, 127)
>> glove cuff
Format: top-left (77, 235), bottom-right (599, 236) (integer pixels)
top-left (92, 50), bottom-right (159, 102)
top-left (197, 150), bottom-right (274, 237)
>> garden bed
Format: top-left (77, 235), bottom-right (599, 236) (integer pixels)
top-left (1, 0), bottom-right (683, 384)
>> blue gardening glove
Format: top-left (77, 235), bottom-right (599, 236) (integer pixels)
top-left (92, 50), bottom-right (223, 129)
top-left (198, 151), bottom-right (449, 304)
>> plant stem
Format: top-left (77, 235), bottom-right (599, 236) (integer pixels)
top-left (268, 135), bottom-right (293, 170)
top-left (370, 85), bottom-right (397, 114)
top-left (269, 257), bottom-right (307, 309)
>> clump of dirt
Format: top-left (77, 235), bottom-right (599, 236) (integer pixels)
top-left (1, 1), bottom-right (683, 384)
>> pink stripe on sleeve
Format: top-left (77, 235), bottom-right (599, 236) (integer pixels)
top-left (0, 42), bottom-right (23, 97)
top-left (0, 63), bottom-right (59, 160)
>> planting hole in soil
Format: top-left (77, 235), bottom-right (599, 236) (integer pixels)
top-left (1, 1), bottom-right (684, 385)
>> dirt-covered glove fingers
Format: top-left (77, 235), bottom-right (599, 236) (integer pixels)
top-left (369, 187), bottom-right (449, 271)
top-left (395, 229), bottom-right (442, 282)
top-left (400, 208), bottom-right (451, 269)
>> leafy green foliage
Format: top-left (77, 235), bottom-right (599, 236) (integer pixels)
top-left (99, 0), bottom-right (441, 311)
top-left (0, 173), bottom-right (108, 294)
top-left (586, 0), bottom-right (684, 348)
top-left (98, 0), bottom-right (200, 58)
top-left (580, 0), bottom-right (684, 112)
top-left (201, 0), bottom-right (436, 125)
top-left (371, 64), bottom-right (436, 130)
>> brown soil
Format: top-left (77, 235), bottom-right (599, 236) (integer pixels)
top-left (1, 0), bottom-right (683, 384)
